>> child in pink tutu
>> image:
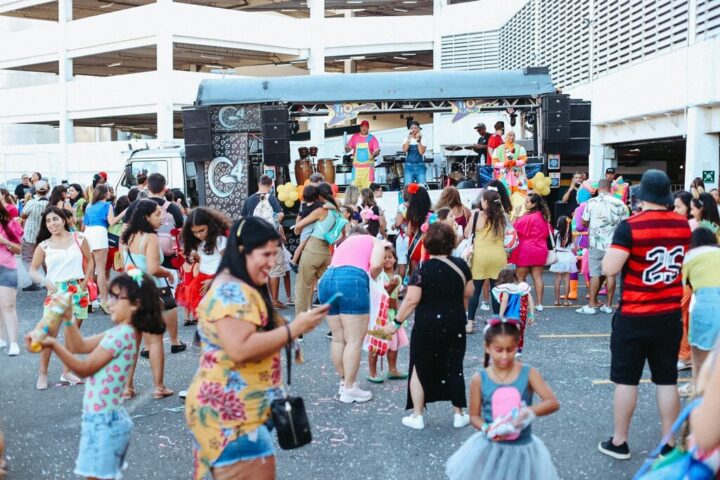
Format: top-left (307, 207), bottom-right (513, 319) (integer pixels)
top-left (367, 245), bottom-right (408, 382)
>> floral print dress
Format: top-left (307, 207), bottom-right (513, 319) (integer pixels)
top-left (185, 274), bottom-right (282, 480)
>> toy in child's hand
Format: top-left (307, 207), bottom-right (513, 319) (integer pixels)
top-left (28, 292), bottom-right (73, 353)
top-left (483, 404), bottom-right (535, 441)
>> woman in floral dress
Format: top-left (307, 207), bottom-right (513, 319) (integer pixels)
top-left (185, 217), bottom-right (328, 480)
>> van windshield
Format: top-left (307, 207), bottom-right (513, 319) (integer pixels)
top-left (124, 159), bottom-right (169, 187)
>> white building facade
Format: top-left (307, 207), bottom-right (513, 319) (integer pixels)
top-left (0, 0), bottom-right (718, 189)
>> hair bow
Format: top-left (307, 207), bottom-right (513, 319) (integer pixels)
top-left (420, 213), bottom-right (438, 233)
top-left (482, 316), bottom-right (521, 334)
top-left (407, 183), bottom-right (420, 195)
top-left (125, 266), bottom-right (144, 287)
top-left (487, 186), bottom-right (498, 192)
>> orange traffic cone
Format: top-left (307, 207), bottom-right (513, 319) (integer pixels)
top-left (567, 279), bottom-right (578, 300)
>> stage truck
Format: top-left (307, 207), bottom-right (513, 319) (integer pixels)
top-left (120, 69), bottom-right (564, 241)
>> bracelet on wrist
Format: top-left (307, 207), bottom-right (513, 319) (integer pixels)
top-left (64, 318), bottom-right (75, 327)
top-left (393, 319), bottom-right (403, 327)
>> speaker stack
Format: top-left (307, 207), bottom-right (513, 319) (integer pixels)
top-left (541, 94), bottom-right (591, 156)
top-left (181, 107), bottom-right (213, 164)
top-left (261, 107), bottom-right (290, 166)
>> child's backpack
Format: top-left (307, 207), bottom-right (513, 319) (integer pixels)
top-left (253, 194), bottom-right (276, 226)
top-left (157, 201), bottom-right (176, 256)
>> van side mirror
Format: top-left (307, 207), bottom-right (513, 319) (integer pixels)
top-left (123, 165), bottom-right (136, 187)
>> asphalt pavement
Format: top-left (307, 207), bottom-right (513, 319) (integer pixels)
top-left (0, 275), bottom-right (692, 479)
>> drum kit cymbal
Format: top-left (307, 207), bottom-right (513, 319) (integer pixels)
top-left (442, 145), bottom-right (477, 188)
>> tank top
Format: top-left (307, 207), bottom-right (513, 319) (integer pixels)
top-left (330, 234), bottom-right (374, 271)
top-left (480, 364), bottom-right (534, 444)
top-left (41, 233), bottom-right (85, 283)
top-left (84, 201), bottom-right (111, 228)
top-left (123, 233), bottom-right (165, 287)
top-left (311, 203), bottom-right (337, 241)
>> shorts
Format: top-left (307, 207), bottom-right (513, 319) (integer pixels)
top-left (318, 266), bottom-right (370, 315)
top-left (610, 311), bottom-right (682, 386)
top-left (214, 424), bottom-right (275, 467)
top-left (689, 287), bottom-right (720, 351)
top-left (46, 278), bottom-right (89, 320)
top-left (396, 234), bottom-right (409, 266)
top-left (588, 247), bottom-right (606, 277)
top-left (0, 265), bottom-right (18, 288)
top-left (270, 245), bottom-right (290, 278)
top-left (84, 226), bottom-right (109, 251)
top-left (75, 409), bottom-right (133, 479)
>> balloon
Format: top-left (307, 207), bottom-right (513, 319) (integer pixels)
top-left (533, 172), bottom-right (545, 181)
top-left (331, 184), bottom-right (339, 195)
top-left (285, 182), bottom-right (293, 189)
top-left (527, 180), bottom-right (534, 189)
top-left (304, 179), bottom-right (310, 185)
top-left (541, 186), bottom-right (551, 196)
top-left (296, 185), bottom-right (305, 200)
top-left (278, 191), bottom-right (288, 202)
top-left (289, 191), bottom-right (299, 201)
top-left (284, 199), bottom-right (295, 208)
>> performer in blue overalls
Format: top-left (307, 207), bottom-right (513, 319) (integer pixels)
top-left (402, 121), bottom-right (427, 186)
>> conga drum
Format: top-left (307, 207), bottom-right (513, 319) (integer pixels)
top-left (298, 147), bottom-right (310, 159)
top-left (294, 159), bottom-right (312, 185)
top-left (316, 159), bottom-right (336, 184)
top-left (309, 146), bottom-right (319, 157)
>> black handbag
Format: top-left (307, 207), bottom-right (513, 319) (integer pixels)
top-left (270, 334), bottom-right (311, 450)
top-left (158, 278), bottom-right (177, 311)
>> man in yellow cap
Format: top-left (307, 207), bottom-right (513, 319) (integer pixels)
top-left (346, 120), bottom-right (381, 189)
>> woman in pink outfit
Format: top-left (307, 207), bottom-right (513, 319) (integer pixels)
top-left (510, 193), bottom-right (552, 310)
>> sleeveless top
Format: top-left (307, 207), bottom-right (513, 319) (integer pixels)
top-left (84, 201), bottom-right (111, 228)
top-left (123, 233), bottom-right (165, 287)
top-left (480, 364), bottom-right (534, 444)
top-left (41, 233), bottom-right (85, 283)
top-left (310, 202), bottom-right (337, 241)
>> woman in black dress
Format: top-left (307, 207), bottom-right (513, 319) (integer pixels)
top-left (386, 222), bottom-right (474, 430)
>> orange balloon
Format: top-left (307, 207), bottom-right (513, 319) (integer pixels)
top-left (303, 179), bottom-right (310, 185)
top-left (527, 179), bottom-right (534, 189)
top-left (296, 184), bottom-right (305, 201)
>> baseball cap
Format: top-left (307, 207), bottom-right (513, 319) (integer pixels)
top-left (35, 180), bottom-right (49, 193)
top-left (634, 169), bottom-right (672, 206)
top-left (360, 120), bottom-right (370, 128)
top-left (605, 167), bottom-right (616, 174)
top-left (98, 171), bottom-right (108, 180)
top-left (474, 122), bottom-right (486, 129)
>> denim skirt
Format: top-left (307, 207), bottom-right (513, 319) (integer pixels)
top-left (74, 409), bottom-right (133, 479)
top-left (689, 287), bottom-right (720, 351)
top-left (318, 266), bottom-right (370, 315)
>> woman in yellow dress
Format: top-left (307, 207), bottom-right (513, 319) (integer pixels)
top-left (463, 188), bottom-right (508, 334)
top-left (185, 217), bottom-right (328, 480)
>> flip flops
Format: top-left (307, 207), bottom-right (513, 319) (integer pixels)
top-left (386, 372), bottom-right (409, 380)
top-left (366, 375), bottom-right (384, 384)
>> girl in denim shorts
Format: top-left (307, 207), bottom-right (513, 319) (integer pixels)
top-left (29, 269), bottom-right (165, 479)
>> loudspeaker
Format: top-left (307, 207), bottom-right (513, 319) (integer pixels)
top-left (570, 121), bottom-right (591, 138)
top-left (544, 110), bottom-right (570, 127)
top-left (544, 126), bottom-right (570, 141)
top-left (542, 94), bottom-right (570, 113)
top-left (571, 102), bottom-right (591, 121)
top-left (182, 107), bottom-right (213, 163)
top-left (261, 107), bottom-right (290, 166)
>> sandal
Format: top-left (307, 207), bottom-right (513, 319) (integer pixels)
top-left (122, 387), bottom-right (136, 400)
top-left (553, 302), bottom-right (561, 306)
top-left (563, 300), bottom-right (573, 306)
top-left (153, 386), bottom-right (174, 399)
top-left (366, 375), bottom-right (384, 384)
top-left (386, 372), bottom-right (409, 380)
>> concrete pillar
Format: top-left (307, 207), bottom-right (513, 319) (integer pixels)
top-left (156, 0), bottom-right (174, 144)
top-left (587, 125), bottom-right (615, 181)
top-left (308, 0), bottom-right (325, 154)
top-left (685, 106), bottom-right (719, 189)
top-left (58, 0), bottom-right (73, 183)
top-left (431, 0), bottom-right (446, 168)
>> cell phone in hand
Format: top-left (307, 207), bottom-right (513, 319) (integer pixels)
top-left (324, 292), bottom-right (343, 310)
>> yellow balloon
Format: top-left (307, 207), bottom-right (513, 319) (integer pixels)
top-left (284, 199), bottom-right (295, 208)
top-left (541, 186), bottom-right (551, 196)
top-left (289, 191), bottom-right (299, 201)
top-left (533, 172), bottom-right (545, 181)
top-left (278, 191), bottom-right (288, 202)
top-left (285, 182), bottom-right (293, 190)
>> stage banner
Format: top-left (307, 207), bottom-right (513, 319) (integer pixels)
top-left (450, 99), bottom-right (494, 122)
top-left (326, 102), bottom-right (378, 127)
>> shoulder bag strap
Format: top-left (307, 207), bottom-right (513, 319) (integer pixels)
top-left (548, 222), bottom-right (556, 249)
top-left (434, 256), bottom-right (467, 286)
top-left (470, 210), bottom-right (480, 243)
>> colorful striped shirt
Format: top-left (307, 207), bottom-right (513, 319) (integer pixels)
top-left (610, 210), bottom-right (690, 317)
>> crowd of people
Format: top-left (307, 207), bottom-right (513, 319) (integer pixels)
top-left (0, 166), bottom-right (719, 480)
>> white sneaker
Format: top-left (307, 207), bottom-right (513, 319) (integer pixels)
top-left (480, 302), bottom-right (490, 311)
top-left (677, 360), bottom-right (692, 371)
top-left (179, 390), bottom-right (187, 400)
top-left (339, 386), bottom-right (372, 404)
top-left (338, 382), bottom-right (346, 396)
top-left (599, 305), bottom-right (613, 314)
top-left (7, 343), bottom-right (19, 356)
top-left (678, 382), bottom-right (694, 398)
top-left (402, 414), bottom-right (425, 430)
top-left (453, 413), bottom-right (470, 428)
top-left (0, 339), bottom-right (7, 349)
top-left (576, 305), bottom-right (597, 315)
top-left (535, 304), bottom-right (544, 312)
top-left (60, 372), bottom-right (84, 385)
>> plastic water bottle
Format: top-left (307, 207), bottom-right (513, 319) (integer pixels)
top-left (29, 292), bottom-right (73, 353)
